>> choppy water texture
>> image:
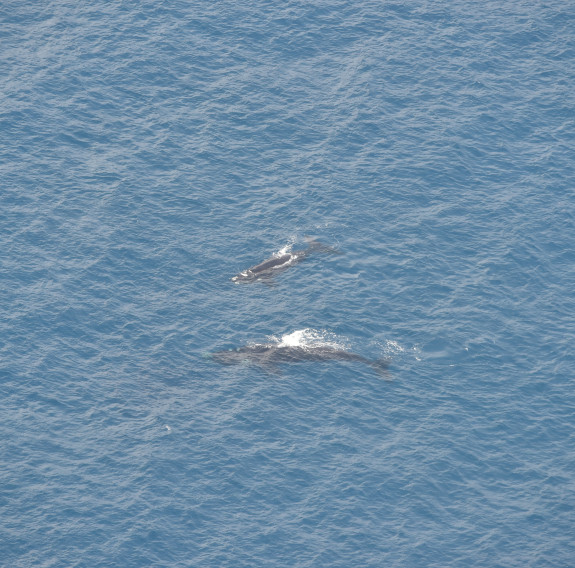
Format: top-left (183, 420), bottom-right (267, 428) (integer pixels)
top-left (2, 1), bottom-right (575, 566)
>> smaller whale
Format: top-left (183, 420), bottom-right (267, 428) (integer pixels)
top-left (231, 237), bottom-right (342, 283)
top-left (211, 342), bottom-right (391, 377)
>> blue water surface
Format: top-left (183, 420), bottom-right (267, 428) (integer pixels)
top-left (1, 1), bottom-right (574, 566)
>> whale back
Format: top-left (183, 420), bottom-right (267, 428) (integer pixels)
top-left (250, 254), bottom-right (293, 274)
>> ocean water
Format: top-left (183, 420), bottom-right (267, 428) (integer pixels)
top-left (1, 1), bottom-right (574, 566)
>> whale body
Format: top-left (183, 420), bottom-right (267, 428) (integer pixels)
top-left (211, 343), bottom-right (390, 377)
top-left (231, 238), bottom-right (341, 283)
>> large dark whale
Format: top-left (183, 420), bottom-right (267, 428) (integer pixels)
top-left (231, 238), bottom-right (342, 283)
top-left (211, 342), bottom-right (391, 377)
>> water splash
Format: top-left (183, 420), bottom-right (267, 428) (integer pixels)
top-left (274, 236), bottom-right (296, 257)
top-left (384, 339), bottom-right (405, 355)
top-left (269, 328), bottom-right (349, 350)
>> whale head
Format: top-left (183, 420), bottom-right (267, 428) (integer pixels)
top-left (231, 269), bottom-right (256, 283)
top-left (211, 348), bottom-right (245, 365)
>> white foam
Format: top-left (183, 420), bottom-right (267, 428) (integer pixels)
top-left (270, 328), bottom-right (348, 350)
top-left (372, 339), bottom-right (422, 362)
top-left (275, 236), bottom-right (296, 257)
top-left (385, 339), bottom-right (405, 353)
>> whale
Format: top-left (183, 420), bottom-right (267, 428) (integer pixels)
top-left (231, 238), bottom-right (342, 283)
top-left (211, 342), bottom-right (391, 377)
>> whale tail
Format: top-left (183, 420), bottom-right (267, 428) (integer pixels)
top-left (369, 358), bottom-right (392, 379)
top-left (304, 236), bottom-right (343, 255)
